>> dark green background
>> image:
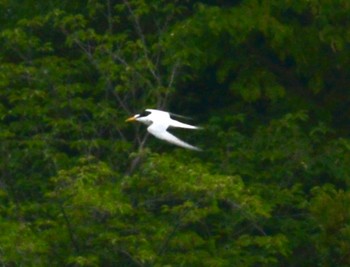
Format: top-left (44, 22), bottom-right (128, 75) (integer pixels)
top-left (1, 0), bottom-right (349, 266)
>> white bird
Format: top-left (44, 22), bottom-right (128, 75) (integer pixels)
top-left (126, 109), bottom-right (202, 151)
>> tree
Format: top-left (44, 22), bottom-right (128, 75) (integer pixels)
top-left (0, 0), bottom-right (349, 266)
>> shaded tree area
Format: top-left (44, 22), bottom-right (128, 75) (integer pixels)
top-left (0, 0), bottom-right (349, 266)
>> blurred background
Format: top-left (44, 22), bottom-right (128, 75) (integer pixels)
top-left (0, 0), bottom-right (349, 266)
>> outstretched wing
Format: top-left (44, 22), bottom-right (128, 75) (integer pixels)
top-left (169, 119), bottom-right (202, 130)
top-left (147, 123), bottom-right (201, 151)
top-left (169, 112), bottom-right (193, 120)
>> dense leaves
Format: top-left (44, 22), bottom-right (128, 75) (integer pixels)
top-left (1, 0), bottom-right (350, 266)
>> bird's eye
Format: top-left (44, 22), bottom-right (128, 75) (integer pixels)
top-left (139, 110), bottom-right (151, 117)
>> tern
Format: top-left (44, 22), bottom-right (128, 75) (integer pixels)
top-left (126, 109), bottom-right (202, 151)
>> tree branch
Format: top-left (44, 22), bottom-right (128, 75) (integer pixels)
top-left (123, 0), bottom-right (161, 86)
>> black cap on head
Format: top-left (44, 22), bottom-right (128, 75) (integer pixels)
top-left (139, 110), bottom-right (152, 117)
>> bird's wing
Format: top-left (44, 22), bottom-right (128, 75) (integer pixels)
top-left (147, 123), bottom-right (201, 151)
top-left (169, 112), bottom-right (192, 120)
top-left (169, 119), bottom-right (202, 130)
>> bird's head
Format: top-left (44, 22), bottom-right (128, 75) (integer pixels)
top-left (125, 110), bottom-right (152, 125)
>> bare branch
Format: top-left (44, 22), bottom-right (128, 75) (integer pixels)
top-left (225, 199), bottom-right (267, 236)
top-left (123, 0), bottom-right (161, 86)
top-left (106, 0), bottom-right (113, 33)
top-left (118, 249), bottom-right (145, 267)
top-left (126, 132), bottom-right (149, 175)
top-left (160, 61), bottom-right (180, 109)
top-left (112, 51), bottom-right (155, 91)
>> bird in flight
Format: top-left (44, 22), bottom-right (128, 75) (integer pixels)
top-left (126, 109), bottom-right (202, 151)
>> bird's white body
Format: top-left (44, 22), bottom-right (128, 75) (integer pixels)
top-left (126, 109), bottom-right (201, 151)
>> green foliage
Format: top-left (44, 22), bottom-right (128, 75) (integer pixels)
top-left (0, 0), bottom-right (350, 266)
top-left (310, 185), bottom-right (350, 266)
top-left (123, 153), bottom-right (289, 266)
top-left (0, 218), bottom-right (48, 266)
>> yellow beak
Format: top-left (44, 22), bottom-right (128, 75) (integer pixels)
top-left (125, 116), bottom-right (136, 122)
